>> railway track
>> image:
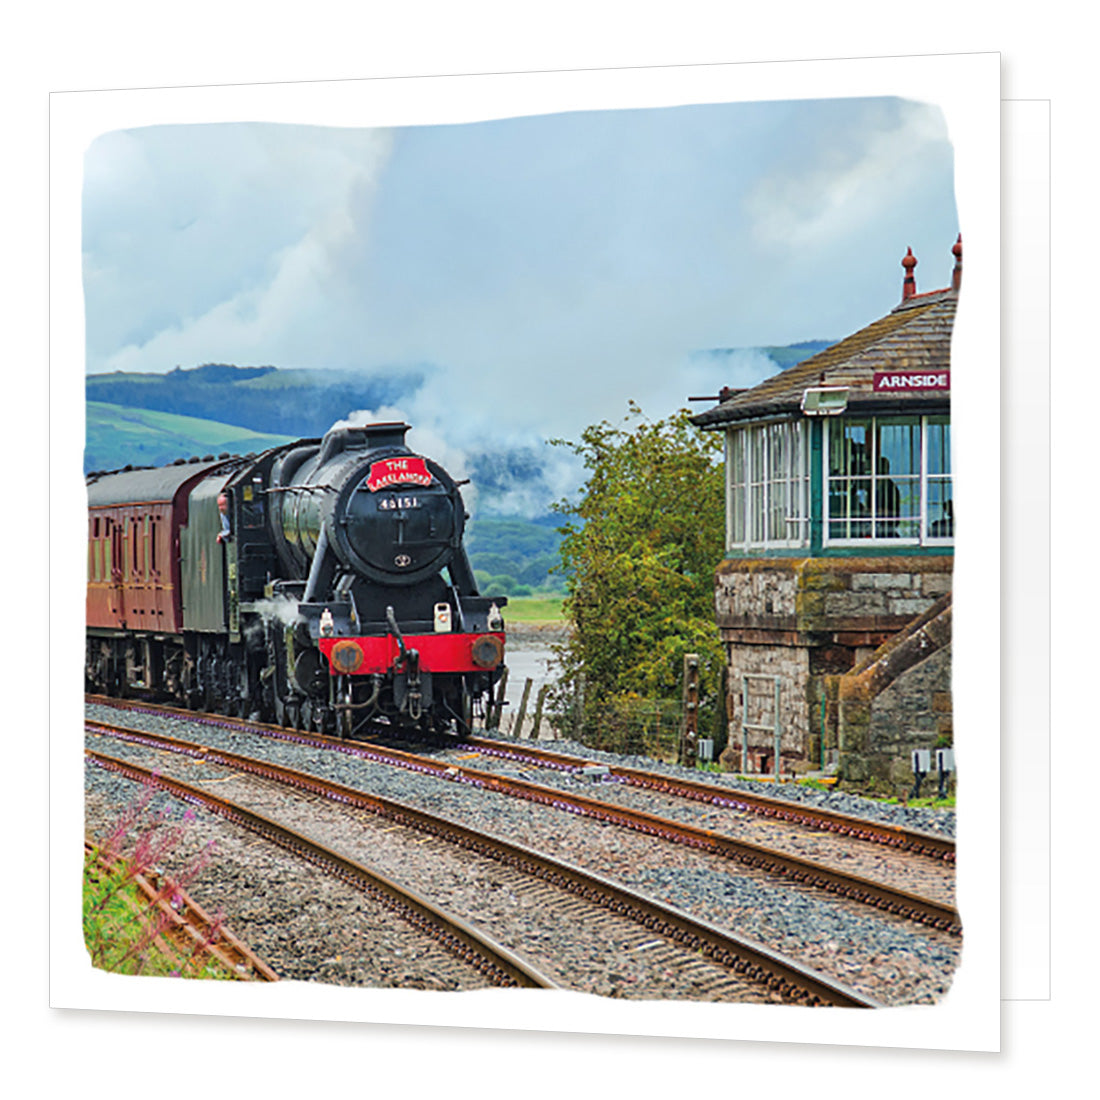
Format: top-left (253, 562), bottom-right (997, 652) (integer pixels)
top-left (87, 748), bottom-right (560, 990)
top-left (86, 723), bottom-right (882, 1006)
top-left (459, 735), bottom-right (956, 862)
top-left (86, 697), bottom-right (959, 934)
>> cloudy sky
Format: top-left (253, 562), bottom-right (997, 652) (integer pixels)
top-left (83, 96), bottom-right (958, 452)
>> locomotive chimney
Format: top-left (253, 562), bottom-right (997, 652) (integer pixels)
top-left (317, 421), bottom-right (411, 465)
top-left (361, 422), bottom-right (412, 450)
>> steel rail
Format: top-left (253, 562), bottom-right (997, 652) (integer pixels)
top-left (86, 749), bottom-right (560, 991)
top-left (87, 709), bottom-right (958, 933)
top-left (85, 695), bottom-right (955, 860)
top-left (460, 736), bottom-right (956, 861)
top-left (84, 839), bottom-right (280, 980)
top-left (87, 725), bottom-right (882, 1007)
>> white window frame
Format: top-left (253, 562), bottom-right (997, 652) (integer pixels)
top-left (725, 419), bottom-right (810, 552)
top-left (824, 414), bottom-right (953, 548)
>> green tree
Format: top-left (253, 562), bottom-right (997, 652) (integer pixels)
top-left (552, 404), bottom-right (726, 736)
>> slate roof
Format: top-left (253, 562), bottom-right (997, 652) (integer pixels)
top-left (692, 281), bottom-right (957, 430)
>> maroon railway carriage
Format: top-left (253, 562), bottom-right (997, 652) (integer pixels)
top-left (85, 424), bottom-right (506, 736)
top-left (87, 458), bottom-right (237, 696)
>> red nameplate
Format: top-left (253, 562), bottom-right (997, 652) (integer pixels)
top-left (365, 456), bottom-right (432, 491)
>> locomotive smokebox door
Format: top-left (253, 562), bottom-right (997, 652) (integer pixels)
top-left (342, 479), bottom-right (458, 584)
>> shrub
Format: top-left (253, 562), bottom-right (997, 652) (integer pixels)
top-left (84, 778), bottom-right (227, 978)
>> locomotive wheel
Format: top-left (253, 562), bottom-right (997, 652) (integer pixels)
top-left (299, 699), bottom-right (313, 732)
top-left (273, 694), bottom-right (286, 728)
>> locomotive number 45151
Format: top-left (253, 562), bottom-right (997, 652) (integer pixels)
top-left (378, 496), bottom-right (422, 510)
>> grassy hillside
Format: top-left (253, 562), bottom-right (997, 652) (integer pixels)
top-left (85, 402), bottom-right (294, 473)
top-left (503, 595), bottom-right (566, 622)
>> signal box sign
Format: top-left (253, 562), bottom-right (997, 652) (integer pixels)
top-left (873, 371), bottom-right (950, 393)
top-left (366, 457), bottom-right (432, 491)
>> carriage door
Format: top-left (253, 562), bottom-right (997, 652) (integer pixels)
top-left (113, 517), bottom-right (128, 624)
top-left (109, 517), bottom-right (126, 627)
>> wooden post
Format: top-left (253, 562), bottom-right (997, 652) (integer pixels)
top-left (575, 673), bottom-right (586, 740)
top-left (681, 653), bottom-right (699, 767)
top-left (531, 684), bottom-right (549, 740)
top-left (514, 677), bottom-right (533, 739)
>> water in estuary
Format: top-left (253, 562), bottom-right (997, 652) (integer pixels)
top-left (493, 632), bottom-right (563, 740)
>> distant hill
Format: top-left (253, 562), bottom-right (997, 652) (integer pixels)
top-left (85, 402), bottom-right (294, 473)
top-left (692, 339), bottom-right (834, 372)
top-left (760, 340), bottom-right (835, 370)
top-left (85, 362), bottom-right (427, 440)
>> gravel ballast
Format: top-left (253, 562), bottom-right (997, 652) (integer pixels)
top-left (85, 703), bottom-right (960, 1005)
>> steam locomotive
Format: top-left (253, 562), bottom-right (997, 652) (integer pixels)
top-left (85, 421), bottom-right (505, 736)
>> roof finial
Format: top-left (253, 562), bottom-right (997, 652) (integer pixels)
top-left (951, 233), bottom-right (962, 292)
top-left (902, 247), bottom-right (918, 301)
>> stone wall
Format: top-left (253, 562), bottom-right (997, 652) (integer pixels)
top-left (830, 594), bottom-right (952, 788)
top-left (867, 645), bottom-right (952, 784)
top-left (713, 556), bottom-right (953, 778)
top-left (715, 565), bottom-right (799, 628)
top-left (820, 571), bottom-right (949, 622)
top-left (715, 556), bottom-right (952, 640)
top-left (724, 642), bottom-right (810, 761)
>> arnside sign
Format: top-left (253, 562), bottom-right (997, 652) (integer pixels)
top-left (872, 371), bottom-right (951, 393)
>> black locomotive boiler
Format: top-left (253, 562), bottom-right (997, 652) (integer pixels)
top-left (86, 421), bottom-right (506, 736)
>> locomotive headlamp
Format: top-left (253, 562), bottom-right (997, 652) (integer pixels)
top-left (470, 634), bottom-right (505, 670)
top-left (330, 639), bottom-right (365, 674)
